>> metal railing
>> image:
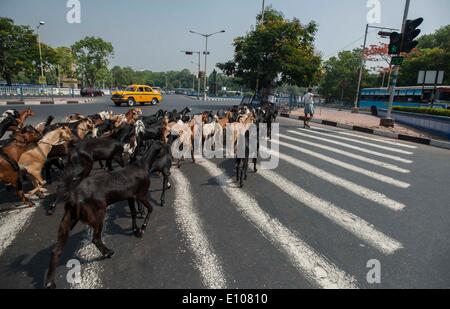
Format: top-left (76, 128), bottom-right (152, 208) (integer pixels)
top-left (0, 86), bottom-right (111, 101)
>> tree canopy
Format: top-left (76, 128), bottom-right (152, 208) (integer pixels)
top-left (0, 17), bottom-right (38, 85)
top-left (320, 49), bottom-right (378, 102)
top-left (217, 8), bottom-right (322, 101)
top-left (72, 36), bottom-right (114, 87)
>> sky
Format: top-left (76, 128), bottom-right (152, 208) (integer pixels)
top-left (1, 0), bottom-right (449, 74)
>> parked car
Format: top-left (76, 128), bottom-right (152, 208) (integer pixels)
top-left (111, 84), bottom-right (163, 107)
top-left (81, 87), bottom-right (104, 97)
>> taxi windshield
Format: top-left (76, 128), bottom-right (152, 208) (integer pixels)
top-left (125, 86), bottom-right (135, 91)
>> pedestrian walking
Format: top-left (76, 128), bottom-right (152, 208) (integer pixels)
top-left (303, 88), bottom-right (315, 128)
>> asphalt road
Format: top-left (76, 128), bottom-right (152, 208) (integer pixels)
top-left (1, 95), bottom-right (449, 289)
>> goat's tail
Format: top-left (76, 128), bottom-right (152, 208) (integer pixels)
top-left (44, 116), bottom-right (55, 127)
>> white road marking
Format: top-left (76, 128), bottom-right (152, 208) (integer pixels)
top-left (263, 147), bottom-right (406, 211)
top-left (287, 130), bottom-right (413, 164)
top-left (200, 160), bottom-right (358, 289)
top-left (299, 128), bottom-right (414, 155)
top-left (71, 228), bottom-right (104, 289)
top-left (278, 133), bottom-right (410, 174)
top-left (259, 169), bottom-right (403, 255)
top-left (71, 209), bottom-right (114, 289)
top-left (313, 127), bottom-right (418, 149)
top-left (172, 169), bottom-right (227, 289)
top-left (0, 206), bottom-right (37, 256)
top-left (272, 139), bottom-right (410, 189)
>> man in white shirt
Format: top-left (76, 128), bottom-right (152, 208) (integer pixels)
top-left (303, 88), bottom-right (315, 128)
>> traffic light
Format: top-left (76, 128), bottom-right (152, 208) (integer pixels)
top-left (401, 18), bottom-right (423, 53)
top-left (388, 32), bottom-right (402, 55)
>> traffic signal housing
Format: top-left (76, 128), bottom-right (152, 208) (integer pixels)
top-left (402, 18), bottom-right (424, 53)
top-left (388, 32), bottom-right (402, 55)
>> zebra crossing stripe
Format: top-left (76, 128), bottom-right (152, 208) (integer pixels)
top-left (70, 210), bottom-right (112, 289)
top-left (200, 160), bottom-right (358, 289)
top-left (172, 169), bottom-right (227, 289)
top-left (272, 139), bottom-right (410, 189)
top-left (300, 128), bottom-right (414, 155)
top-left (287, 130), bottom-right (413, 164)
top-left (313, 127), bottom-right (418, 149)
top-left (278, 133), bottom-right (410, 174)
top-left (71, 228), bottom-right (104, 289)
top-left (263, 147), bottom-right (406, 211)
top-left (259, 169), bottom-right (403, 255)
top-left (0, 206), bottom-right (37, 257)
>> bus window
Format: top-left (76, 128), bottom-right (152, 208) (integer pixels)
top-left (439, 91), bottom-right (450, 101)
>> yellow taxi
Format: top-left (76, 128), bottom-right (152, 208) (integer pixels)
top-left (111, 85), bottom-right (163, 107)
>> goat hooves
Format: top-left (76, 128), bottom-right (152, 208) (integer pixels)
top-left (133, 229), bottom-right (144, 239)
top-left (160, 200), bottom-right (166, 207)
top-left (103, 249), bottom-right (115, 259)
top-left (45, 281), bottom-right (56, 289)
top-left (37, 192), bottom-right (46, 199)
top-left (46, 208), bottom-right (55, 216)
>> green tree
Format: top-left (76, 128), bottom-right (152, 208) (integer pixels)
top-left (320, 49), bottom-right (378, 103)
top-left (417, 25), bottom-right (450, 51)
top-left (399, 48), bottom-right (450, 86)
top-left (54, 46), bottom-right (76, 79)
top-left (72, 36), bottom-right (114, 87)
top-left (217, 7), bottom-right (321, 103)
top-left (0, 17), bottom-right (37, 85)
top-left (398, 24), bottom-right (450, 86)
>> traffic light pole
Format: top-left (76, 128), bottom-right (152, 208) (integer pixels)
top-left (353, 25), bottom-right (398, 114)
top-left (353, 24), bottom-right (369, 114)
top-left (382, 0), bottom-right (411, 127)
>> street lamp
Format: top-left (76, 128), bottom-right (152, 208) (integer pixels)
top-left (181, 50), bottom-right (202, 100)
top-left (189, 30), bottom-right (225, 100)
top-left (37, 21), bottom-right (45, 85)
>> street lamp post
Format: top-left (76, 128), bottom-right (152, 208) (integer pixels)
top-left (37, 21), bottom-right (45, 85)
top-left (189, 30), bottom-right (225, 100)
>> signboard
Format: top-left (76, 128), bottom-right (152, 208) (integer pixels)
top-left (418, 70), bottom-right (445, 85)
top-left (391, 56), bottom-right (404, 66)
top-left (38, 76), bottom-right (47, 85)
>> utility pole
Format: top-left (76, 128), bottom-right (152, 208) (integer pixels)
top-left (381, 0), bottom-right (411, 127)
top-left (353, 24), bottom-right (369, 113)
top-left (261, 0), bottom-right (266, 22)
top-left (255, 0), bottom-right (266, 96)
top-left (190, 30), bottom-right (226, 100)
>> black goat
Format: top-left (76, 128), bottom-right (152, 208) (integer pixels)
top-left (45, 142), bottom-right (164, 289)
top-left (46, 125), bottom-right (136, 215)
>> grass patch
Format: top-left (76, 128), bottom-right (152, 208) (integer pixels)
top-left (392, 106), bottom-right (450, 117)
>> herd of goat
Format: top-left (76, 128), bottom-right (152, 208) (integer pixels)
top-left (0, 104), bottom-right (278, 289)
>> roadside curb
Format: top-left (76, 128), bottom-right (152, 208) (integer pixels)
top-left (0, 99), bottom-right (95, 106)
top-left (278, 113), bottom-right (450, 150)
top-left (185, 96), bottom-right (242, 102)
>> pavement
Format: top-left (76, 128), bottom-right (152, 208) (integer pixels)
top-left (289, 107), bottom-right (440, 140)
top-left (1, 95), bottom-right (450, 289)
top-left (0, 97), bottom-right (95, 105)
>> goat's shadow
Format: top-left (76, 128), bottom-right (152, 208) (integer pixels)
top-left (7, 229), bottom-right (85, 289)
